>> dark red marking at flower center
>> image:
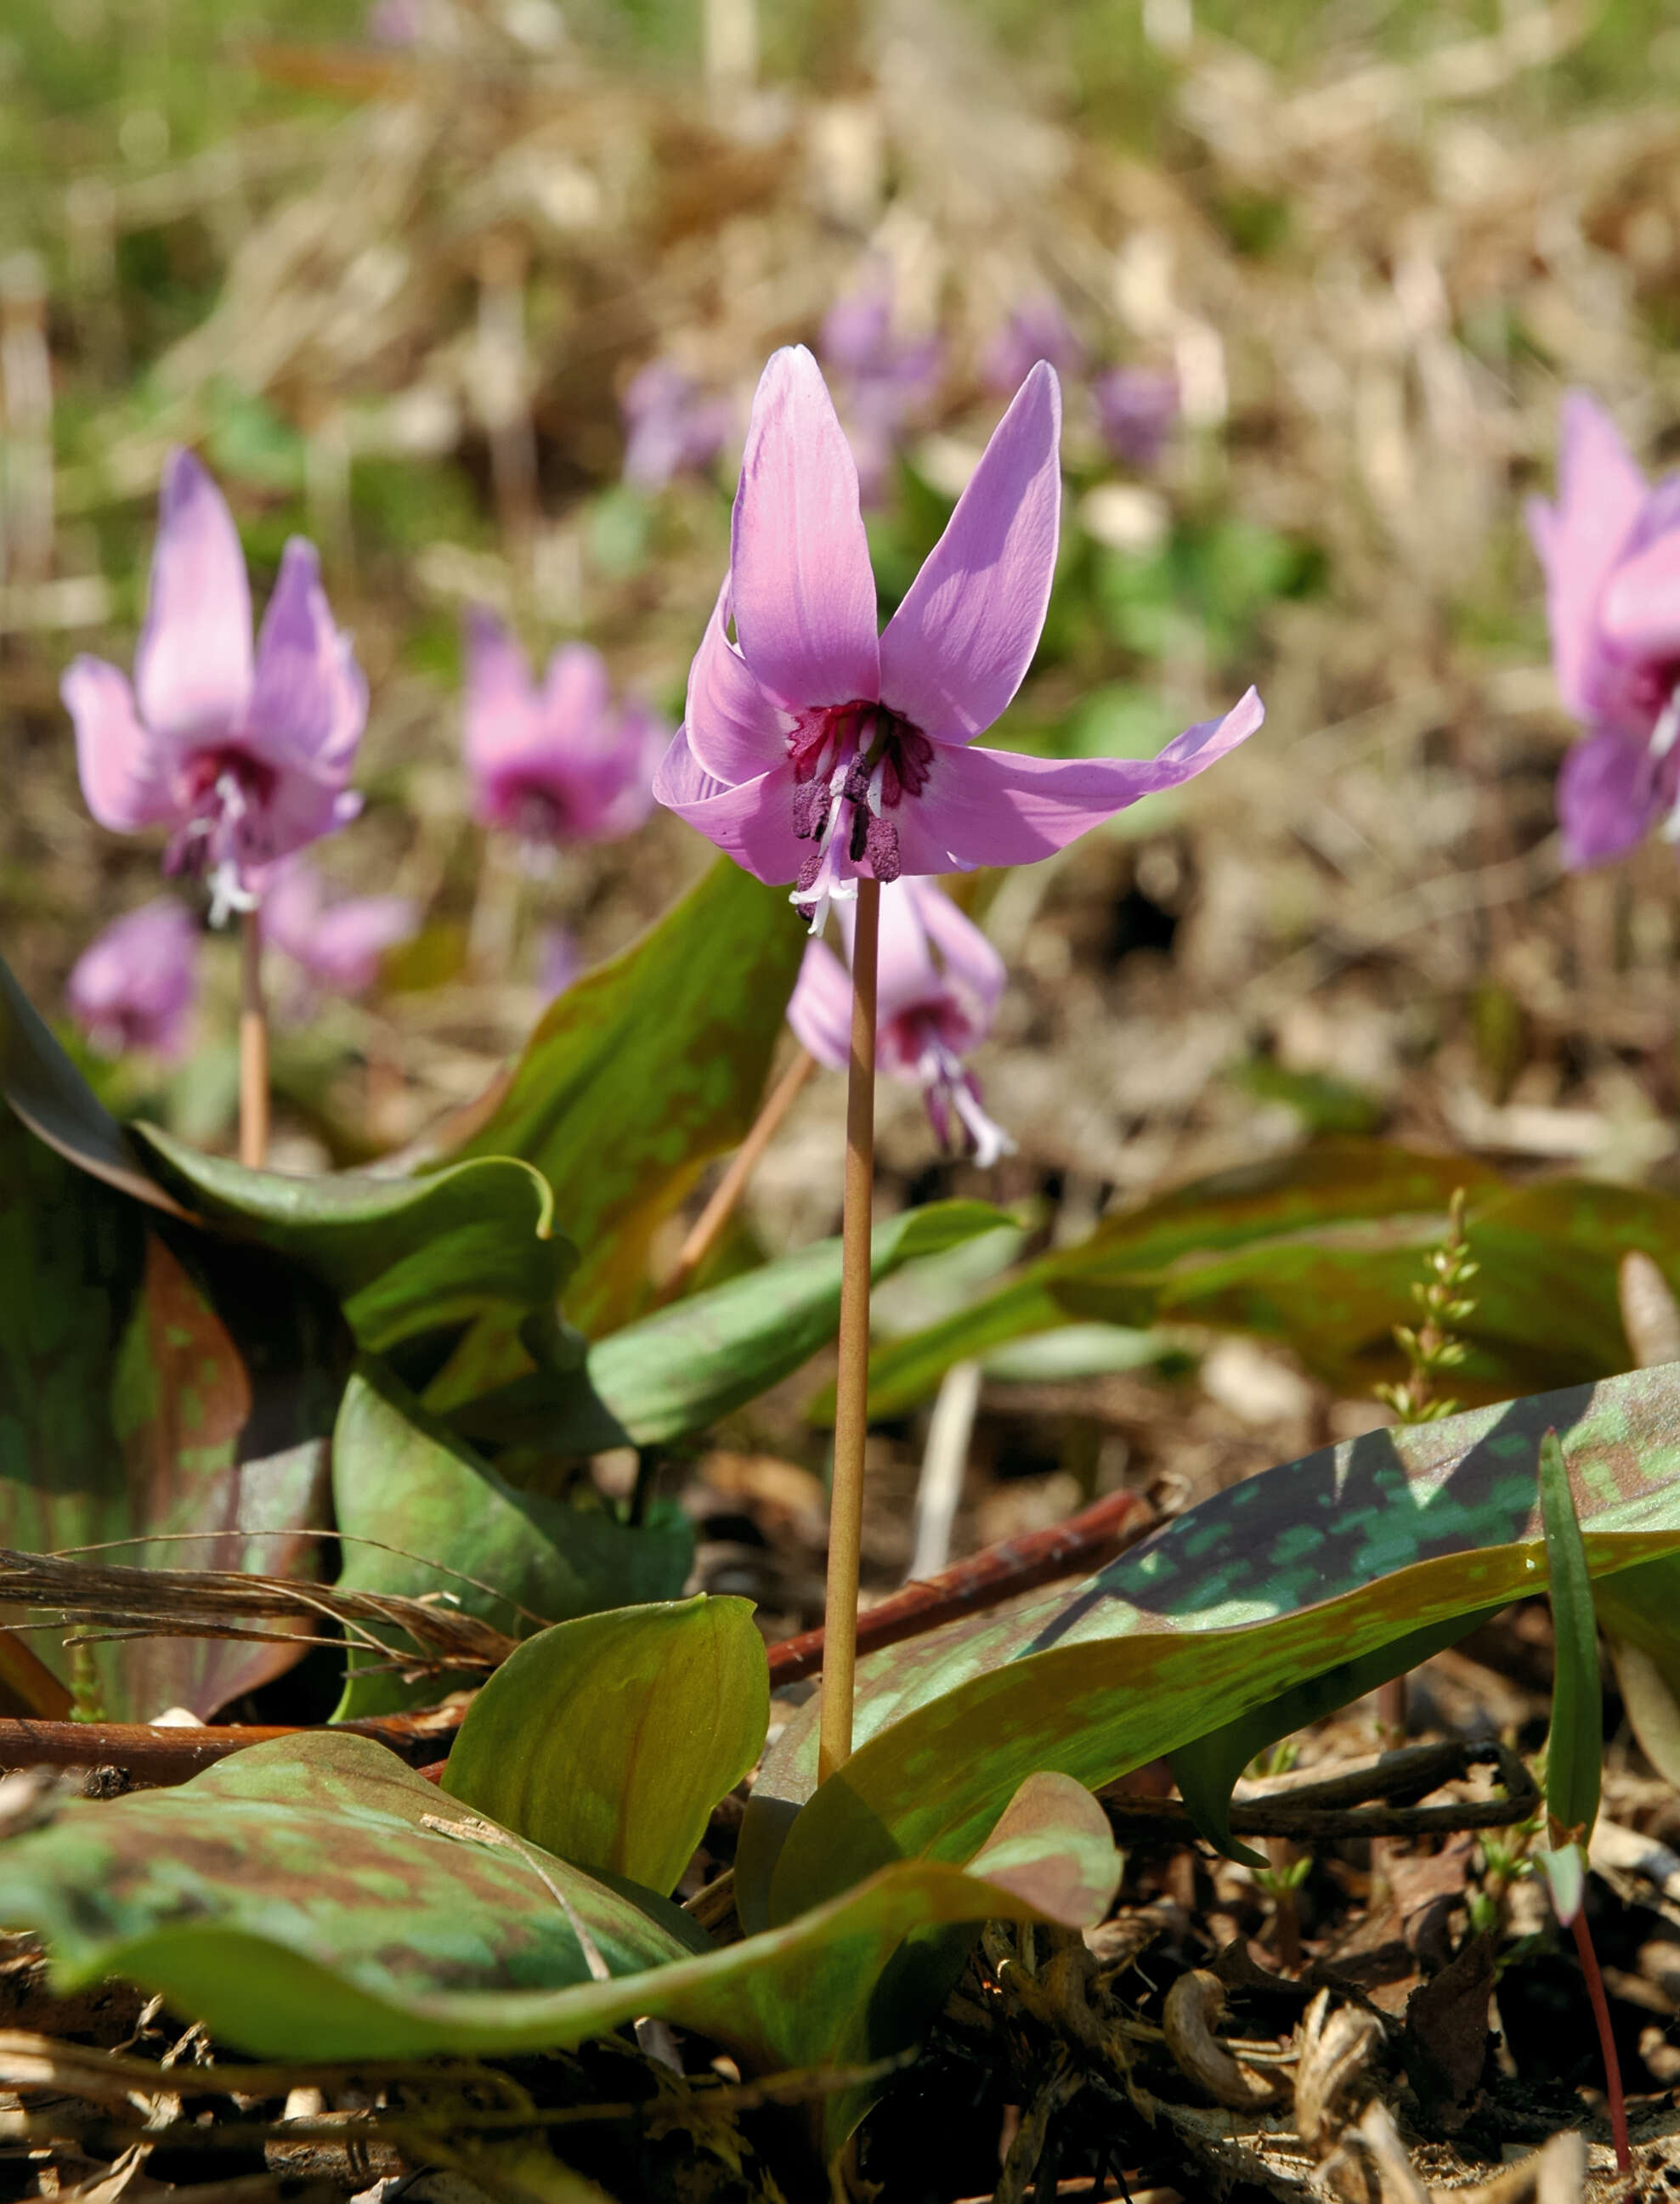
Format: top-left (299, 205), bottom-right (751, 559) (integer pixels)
top-left (787, 699), bottom-right (934, 907)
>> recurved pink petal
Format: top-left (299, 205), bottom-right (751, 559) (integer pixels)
top-left (892, 687), bottom-right (1264, 872)
top-left (246, 540), bottom-right (367, 777)
top-left (651, 725), bottom-right (806, 884)
top-left (1530, 393), bottom-right (1648, 721)
top-left (879, 362), bottom-right (1061, 744)
top-left (1599, 529), bottom-right (1680, 660)
top-left (729, 347), bottom-right (880, 711)
top-left (785, 938), bottom-right (853, 1071)
top-left (541, 641), bottom-right (614, 749)
top-left (911, 876), bottom-right (1005, 1027)
top-left (1556, 728), bottom-right (1657, 870)
top-left (63, 657), bottom-right (179, 833)
top-left (134, 449), bottom-right (253, 743)
top-left (683, 581), bottom-right (789, 783)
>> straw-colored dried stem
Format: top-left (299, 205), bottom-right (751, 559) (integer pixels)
top-left (818, 875), bottom-right (880, 1786)
top-left (659, 1048), bottom-right (817, 1304)
top-left (238, 907), bottom-right (269, 1171)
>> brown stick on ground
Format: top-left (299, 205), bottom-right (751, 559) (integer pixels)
top-left (0, 1486), bottom-right (1157, 1789)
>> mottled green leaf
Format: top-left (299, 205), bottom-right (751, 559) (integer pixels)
top-left (591, 1202), bottom-right (1012, 1447)
top-left (0, 1732), bottom-right (700, 2051)
top-left (0, 1104), bottom-right (338, 1721)
top-left (1, 951), bottom-right (568, 1361)
top-left (0, 1738), bottom-right (1113, 2155)
top-left (133, 1126), bottom-right (570, 1355)
top-left (1540, 1427), bottom-right (1601, 1846)
top-left (854, 1141), bottom-right (1502, 1416)
top-left (742, 1365), bottom-right (1680, 1921)
top-left (331, 1366), bottom-right (693, 1721)
top-left (427, 858), bottom-right (806, 1335)
top-left (1053, 1162), bottom-right (1680, 1401)
top-left (0, 949), bottom-right (184, 1216)
top-left (443, 1596), bottom-right (768, 1896)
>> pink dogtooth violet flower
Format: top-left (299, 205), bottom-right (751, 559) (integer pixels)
top-left (982, 293), bottom-right (1085, 397)
top-left (62, 449), bottom-right (366, 929)
top-left (653, 345), bottom-right (1264, 932)
top-left (789, 878), bottom-right (1015, 1166)
top-left (1527, 392), bottom-right (1680, 869)
top-left (259, 858), bottom-right (419, 997)
top-left (620, 359), bottom-right (733, 493)
top-left (462, 608), bottom-right (666, 861)
top-left (1093, 366), bottom-right (1179, 471)
top-left (66, 899), bottom-right (199, 1060)
top-left (820, 276), bottom-right (944, 507)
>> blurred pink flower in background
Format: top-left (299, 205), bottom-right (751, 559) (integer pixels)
top-left (67, 899), bottom-right (198, 1059)
top-left (789, 878), bottom-right (1015, 1164)
top-left (368, 0), bottom-right (425, 42)
top-left (463, 610), bottom-right (667, 856)
top-left (62, 449), bottom-right (366, 926)
top-left (260, 860), bottom-right (418, 997)
top-left (535, 924), bottom-right (580, 1000)
top-left (1529, 392), bottom-right (1680, 869)
top-left (819, 274), bottom-right (944, 506)
top-left (620, 359), bottom-right (733, 492)
top-left (1092, 367), bottom-right (1179, 470)
top-left (655, 346), bottom-right (1263, 930)
top-left (981, 294), bottom-right (1085, 396)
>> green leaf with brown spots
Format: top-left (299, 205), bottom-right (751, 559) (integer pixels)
top-left (849, 1142), bottom-right (1680, 1416)
top-left (420, 857), bottom-right (806, 1336)
top-left (0, 1733), bottom-right (1115, 2156)
top-left (741, 1363), bottom-right (1680, 1920)
top-left (0, 1102), bottom-right (340, 1721)
top-left (330, 1365), bottom-right (694, 1721)
top-left (442, 1596), bottom-right (768, 1896)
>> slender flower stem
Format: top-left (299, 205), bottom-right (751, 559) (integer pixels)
top-left (1570, 1902), bottom-right (1631, 2173)
top-left (239, 907), bottom-right (269, 1170)
top-left (818, 874), bottom-right (880, 1785)
top-left (659, 1048), bottom-right (817, 1303)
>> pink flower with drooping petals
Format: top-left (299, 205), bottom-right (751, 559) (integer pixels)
top-left (463, 610), bottom-right (666, 854)
top-left (1093, 367), bottom-right (1179, 470)
top-left (260, 859), bottom-right (418, 997)
top-left (789, 879), bottom-right (1015, 1165)
top-left (621, 359), bottom-right (733, 492)
top-left (820, 275), bottom-right (944, 507)
top-left (66, 899), bottom-right (198, 1060)
top-left (982, 295), bottom-right (1085, 396)
top-left (653, 346), bottom-right (1263, 930)
top-left (1528, 392), bottom-right (1680, 868)
top-left (62, 449), bottom-right (366, 926)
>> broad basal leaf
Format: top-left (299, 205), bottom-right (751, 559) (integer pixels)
top-left (443, 1596), bottom-right (768, 1897)
top-left (0, 1105), bottom-right (338, 1721)
top-left (0, 1732), bottom-right (700, 2056)
top-left (133, 1126), bottom-right (569, 1355)
top-left (589, 1201), bottom-right (1012, 1447)
top-left (851, 1140), bottom-right (1502, 1417)
top-left (421, 856), bottom-right (806, 1335)
top-left (331, 1365), bottom-right (693, 1721)
top-left (1, 946), bottom-right (572, 1359)
top-left (744, 1365), bottom-right (1680, 1924)
top-left (0, 1736), bottom-right (1115, 2156)
top-left (849, 1141), bottom-right (1680, 1416)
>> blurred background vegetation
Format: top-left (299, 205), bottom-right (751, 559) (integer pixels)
top-left (6, 0), bottom-right (1680, 1308)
